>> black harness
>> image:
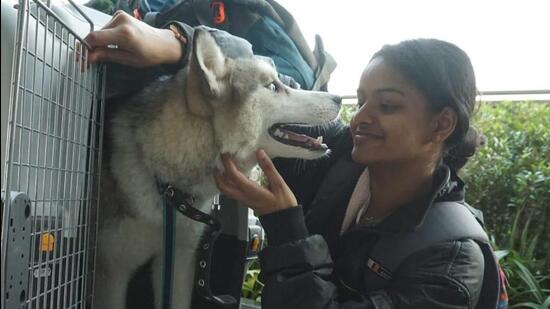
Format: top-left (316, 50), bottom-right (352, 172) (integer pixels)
top-left (159, 183), bottom-right (237, 308)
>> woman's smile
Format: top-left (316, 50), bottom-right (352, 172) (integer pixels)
top-left (352, 123), bottom-right (383, 138)
top-left (352, 125), bottom-right (384, 145)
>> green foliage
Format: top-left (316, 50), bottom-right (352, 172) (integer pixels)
top-left (339, 104), bottom-right (357, 124)
top-left (241, 261), bottom-right (263, 303)
top-left (496, 250), bottom-right (550, 309)
top-left (462, 101), bottom-right (550, 307)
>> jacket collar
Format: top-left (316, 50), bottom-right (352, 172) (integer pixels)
top-left (352, 164), bottom-right (465, 235)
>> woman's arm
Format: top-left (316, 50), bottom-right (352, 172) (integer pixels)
top-left (84, 11), bottom-right (255, 99)
top-left (83, 11), bottom-right (194, 98)
top-left (257, 207), bottom-right (376, 309)
top-left (84, 10), bottom-right (184, 67)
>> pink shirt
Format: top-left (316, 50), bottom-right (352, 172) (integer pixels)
top-left (340, 167), bottom-right (371, 234)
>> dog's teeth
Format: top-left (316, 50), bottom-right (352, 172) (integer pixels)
top-left (283, 134), bottom-right (289, 139)
top-left (316, 136), bottom-right (323, 144)
top-left (274, 129), bottom-right (284, 137)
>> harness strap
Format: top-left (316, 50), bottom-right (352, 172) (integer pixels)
top-left (160, 184), bottom-right (237, 308)
top-left (161, 191), bottom-right (175, 309)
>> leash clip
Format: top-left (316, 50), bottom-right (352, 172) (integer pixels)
top-left (164, 185), bottom-right (175, 197)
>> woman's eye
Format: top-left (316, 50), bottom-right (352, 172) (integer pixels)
top-left (267, 82), bottom-right (278, 92)
top-left (380, 103), bottom-right (399, 113)
top-left (356, 98), bottom-right (365, 108)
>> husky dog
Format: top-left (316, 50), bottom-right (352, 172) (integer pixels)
top-left (94, 27), bottom-right (341, 309)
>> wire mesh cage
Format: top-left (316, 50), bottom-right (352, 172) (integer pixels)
top-left (1, 0), bottom-right (105, 307)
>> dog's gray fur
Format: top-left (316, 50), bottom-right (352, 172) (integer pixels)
top-left (93, 27), bottom-right (340, 309)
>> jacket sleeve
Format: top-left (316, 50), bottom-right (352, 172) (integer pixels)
top-left (258, 207), bottom-right (485, 309)
top-left (259, 206), bottom-right (377, 309)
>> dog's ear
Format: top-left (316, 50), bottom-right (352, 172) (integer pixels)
top-left (191, 27), bottom-right (227, 98)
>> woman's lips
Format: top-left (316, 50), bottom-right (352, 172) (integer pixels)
top-left (353, 134), bottom-right (383, 149)
top-left (352, 124), bottom-right (383, 139)
top-left (352, 128), bottom-right (383, 145)
top-left (354, 130), bottom-right (383, 137)
top-left (353, 128), bottom-right (383, 138)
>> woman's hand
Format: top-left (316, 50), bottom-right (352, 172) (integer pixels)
top-left (214, 150), bottom-right (298, 216)
top-left (83, 11), bottom-right (182, 67)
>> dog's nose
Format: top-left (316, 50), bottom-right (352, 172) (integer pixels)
top-left (332, 95), bottom-right (342, 105)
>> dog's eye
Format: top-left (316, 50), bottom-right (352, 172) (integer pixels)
top-left (266, 82), bottom-right (278, 92)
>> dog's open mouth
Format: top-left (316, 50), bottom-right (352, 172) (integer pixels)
top-left (268, 124), bottom-right (327, 151)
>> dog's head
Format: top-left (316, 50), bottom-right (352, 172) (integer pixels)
top-left (186, 28), bottom-right (341, 162)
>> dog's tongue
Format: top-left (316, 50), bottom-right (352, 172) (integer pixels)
top-left (279, 127), bottom-right (322, 148)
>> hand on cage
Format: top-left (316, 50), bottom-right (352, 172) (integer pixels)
top-left (83, 10), bottom-right (183, 68)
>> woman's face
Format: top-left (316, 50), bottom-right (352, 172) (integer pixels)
top-left (350, 58), bottom-right (439, 166)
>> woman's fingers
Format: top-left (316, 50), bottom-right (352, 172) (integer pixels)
top-left (214, 171), bottom-right (246, 202)
top-left (96, 10), bottom-right (123, 30)
top-left (102, 10), bottom-right (129, 29)
top-left (83, 11), bottom-right (182, 67)
top-left (87, 47), bottom-right (135, 66)
top-left (85, 28), bottom-right (128, 50)
top-left (221, 154), bottom-right (255, 189)
top-left (215, 152), bottom-right (297, 215)
top-left (256, 149), bottom-right (284, 191)
top-left (256, 149), bottom-right (298, 206)
top-left (219, 154), bottom-right (273, 200)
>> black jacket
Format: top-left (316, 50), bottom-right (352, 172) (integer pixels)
top-left (263, 124), bottom-right (485, 308)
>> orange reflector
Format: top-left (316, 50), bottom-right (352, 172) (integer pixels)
top-left (133, 8), bottom-right (142, 20)
top-left (211, 0), bottom-right (226, 25)
top-left (250, 235), bottom-right (260, 252)
top-left (41, 233), bottom-right (55, 252)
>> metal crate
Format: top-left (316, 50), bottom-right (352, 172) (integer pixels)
top-left (1, 0), bottom-right (105, 307)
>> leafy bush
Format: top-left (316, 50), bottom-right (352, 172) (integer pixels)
top-left (495, 250), bottom-right (550, 309)
top-left (241, 261), bottom-right (263, 303)
top-left (339, 103), bottom-right (357, 124)
top-left (462, 101), bottom-right (550, 307)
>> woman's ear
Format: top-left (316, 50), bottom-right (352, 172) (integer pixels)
top-left (431, 107), bottom-right (457, 143)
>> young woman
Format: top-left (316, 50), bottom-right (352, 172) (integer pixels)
top-left (86, 13), bottom-right (491, 308)
top-left (213, 39), bottom-right (489, 308)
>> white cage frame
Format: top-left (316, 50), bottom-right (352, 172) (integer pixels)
top-left (1, 0), bottom-right (105, 307)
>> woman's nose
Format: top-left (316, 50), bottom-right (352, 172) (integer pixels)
top-left (355, 102), bottom-right (375, 123)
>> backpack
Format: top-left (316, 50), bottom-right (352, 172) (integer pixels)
top-left (366, 201), bottom-right (509, 309)
top-left (114, 0), bottom-right (337, 91)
